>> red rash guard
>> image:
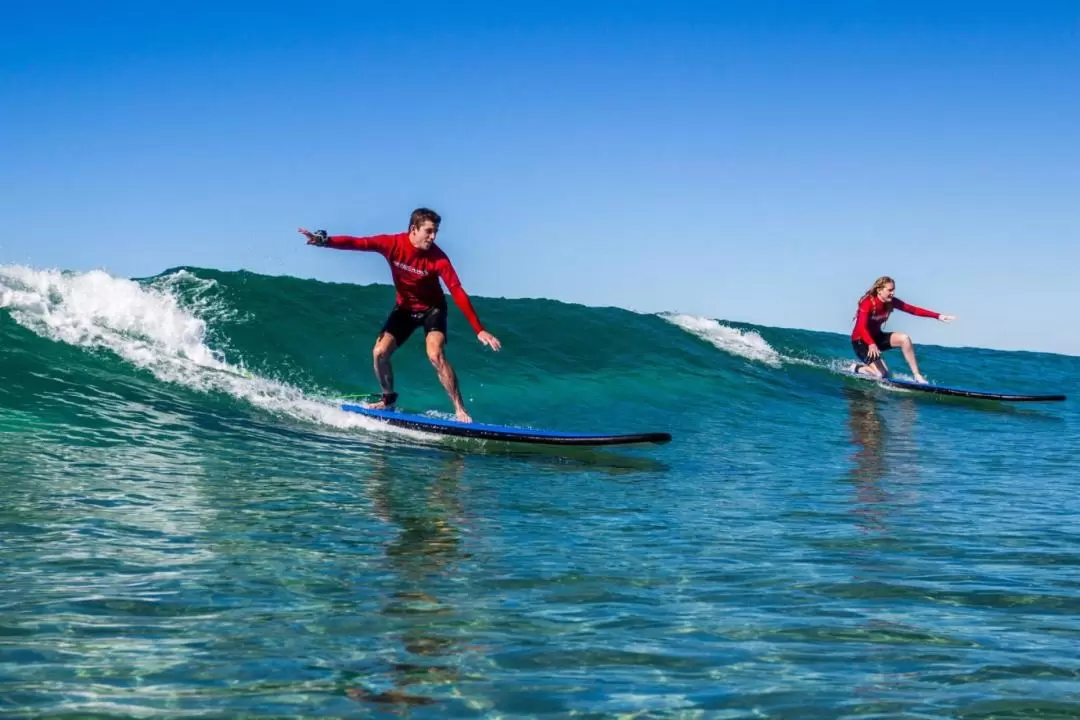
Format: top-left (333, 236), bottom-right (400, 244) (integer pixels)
top-left (852, 295), bottom-right (939, 344)
top-left (325, 232), bottom-right (485, 334)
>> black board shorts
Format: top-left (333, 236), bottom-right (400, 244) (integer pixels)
top-left (852, 331), bottom-right (895, 363)
top-left (380, 305), bottom-right (448, 346)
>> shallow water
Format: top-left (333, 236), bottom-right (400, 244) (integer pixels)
top-left (1, 265), bottom-right (1077, 717)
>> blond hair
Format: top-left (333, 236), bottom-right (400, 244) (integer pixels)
top-left (860, 276), bottom-right (894, 303)
top-left (854, 276), bottom-right (895, 322)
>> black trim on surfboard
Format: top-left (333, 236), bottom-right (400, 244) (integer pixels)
top-left (341, 404), bottom-right (673, 446)
top-left (848, 372), bottom-right (1066, 402)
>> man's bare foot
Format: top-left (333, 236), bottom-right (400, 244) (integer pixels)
top-left (455, 408), bottom-right (472, 423)
top-left (913, 373), bottom-right (928, 384)
top-left (363, 392), bottom-right (398, 410)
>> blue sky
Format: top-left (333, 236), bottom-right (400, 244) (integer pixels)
top-left (3, 1), bottom-right (1078, 355)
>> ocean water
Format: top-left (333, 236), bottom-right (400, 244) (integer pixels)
top-left (1, 264), bottom-right (1077, 718)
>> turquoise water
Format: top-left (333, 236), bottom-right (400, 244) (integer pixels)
top-left (1, 264), bottom-right (1077, 718)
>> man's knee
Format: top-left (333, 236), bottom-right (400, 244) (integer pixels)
top-left (894, 333), bottom-right (912, 348)
top-left (373, 335), bottom-right (397, 361)
top-left (425, 331), bottom-right (448, 366)
top-left (427, 348), bottom-right (446, 368)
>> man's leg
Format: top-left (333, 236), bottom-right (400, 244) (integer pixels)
top-left (889, 332), bottom-right (927, 384)
top-left (372, 332), bottom-right (399, 404)
top-left (368, 308), bottom-right (418, 408)
top-left (425, 331), bottom-right (470, 422)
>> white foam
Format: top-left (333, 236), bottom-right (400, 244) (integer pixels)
top-left (661, 313), bottom-right (783, 367)
top-left (0, 265), bottom-right (420, 438)
top-left (661, 313), bottom-right (910, 379)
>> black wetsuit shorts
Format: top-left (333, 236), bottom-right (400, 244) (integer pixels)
top-left (851, 331), bottom-right (894, 364)
top-left (380, 305), bottom-right (448, 346)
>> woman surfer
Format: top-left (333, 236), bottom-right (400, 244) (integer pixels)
top-left (851, 276), bottom-right (956, 384)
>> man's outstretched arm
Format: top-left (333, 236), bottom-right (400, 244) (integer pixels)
top-left (299, 228), bottom-right (394, 252)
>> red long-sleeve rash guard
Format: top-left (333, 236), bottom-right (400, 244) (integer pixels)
top-left (851, 295), bottom-right (940, 345)
top-left (325, 232), bottom-right (485, 334)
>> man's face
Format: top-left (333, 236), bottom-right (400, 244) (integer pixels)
top-left (409, 220), bottom-right (438, 251)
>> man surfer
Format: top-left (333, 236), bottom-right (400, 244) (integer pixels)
top-left (300, 208), bottom-right (501, 422)
top-left (851, 276), bottom-right (956, 384)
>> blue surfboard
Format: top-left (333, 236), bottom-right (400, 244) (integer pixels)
top-left (845, 370), bottom-right (1065, 403)
top-left (341, 403), bottom-right (672, 446)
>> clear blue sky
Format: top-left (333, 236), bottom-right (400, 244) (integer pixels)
top-left (3, 1), bottom-right (1077, 355)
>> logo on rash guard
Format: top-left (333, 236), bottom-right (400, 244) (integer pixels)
top-left (392, 261), bottom-right (428, 276)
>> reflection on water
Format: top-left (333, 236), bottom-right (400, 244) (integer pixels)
top-left (349, 451), bottom-right (472, 710)
top-left (844, 388), bottom-right (925, 532)
top-left (843, 388), bottom-right (917, 705)
top-left (844, 388), bottom-right (890, 533)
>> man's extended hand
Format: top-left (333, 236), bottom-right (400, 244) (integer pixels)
top-left (299, 227), bottom-right (329, 246)
top-left (477, 331), bottom-right (501, 351)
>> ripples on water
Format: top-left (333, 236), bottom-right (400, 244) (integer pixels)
top-left (4, 389), bottom-right (1079, 719)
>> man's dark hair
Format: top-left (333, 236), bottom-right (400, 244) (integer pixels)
top-left (409, 207), bottom-right (441, 230)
